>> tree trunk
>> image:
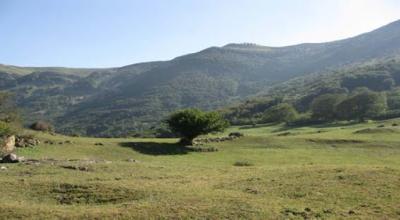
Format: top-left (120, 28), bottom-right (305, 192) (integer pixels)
top-left (179, 137), bottom-right (193, 146)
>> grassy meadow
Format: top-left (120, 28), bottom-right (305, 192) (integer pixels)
top-left (1, 120), bottom-right (400, 219)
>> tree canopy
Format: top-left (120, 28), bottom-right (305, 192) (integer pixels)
top-left (336, 90), bottom-right (387, 121)
top-left (262, 103), bottom-right (298, 123)
top-left (166, 109), bottom-right (229, 145)
top-left (311, 94), bottom-right (346, 121)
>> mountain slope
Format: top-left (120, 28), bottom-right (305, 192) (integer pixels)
top-left (2, 20), bottom-right (400, 136)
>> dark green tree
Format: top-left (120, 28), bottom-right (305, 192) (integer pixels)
top-left (387, 88), bottom-right (400, 110)
top-left (311, 94), bottom-right (346, 121)
top-left (166, 109), bottom-right (229, 145)
top-left (262, 103), bottom-right (298, 123)
top-left (336, 90), bottom-right (387, 121)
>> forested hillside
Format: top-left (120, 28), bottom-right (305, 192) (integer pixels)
top-left (223, 58), bottom-right (400, 124)
top-left (1, 20), bottom-right (400, 137)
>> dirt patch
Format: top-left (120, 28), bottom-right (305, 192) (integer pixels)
top-left (354, 128), bottom-right (399, 134)
top-left (306, 139), bottom-right (365, 144)
top-left (51, 183), bottom-right (149, 205)
top-left (277, 132), bottom-right (296, 136)
top-left (60, 165), bottom-right (93, 172)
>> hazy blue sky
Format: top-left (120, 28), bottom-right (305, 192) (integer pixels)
top-left (1, 0), bottom-right (400, 67)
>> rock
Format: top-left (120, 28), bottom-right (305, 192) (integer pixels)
top-left (1, 135), bottom-right (15, 154)
top-left (65, 140), bottom-right (73, 144)
top-left (94, 142), bottom-right (104, 146)
top-left (61, 165), bottom-right (91, 172)
top-left (127, 158), bottom-right (139, 163)
top-left (1, 153), bottom-right (20, 163)
top-left (44, 140), bottom-right (56, 145)
top-left (0, 166), bottom-right (7, 170)
top-left (18, 156), bottom-right (25, 162)
top-left (229, 132), bottom-right (244, 138)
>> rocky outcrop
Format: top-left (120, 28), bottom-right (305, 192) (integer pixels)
top-left (0, 153), bottom-right (25, 163)
top-left (194, 132), bottom-right (244, 145)
top-left (1, 135), bottom-right (15, 154)
top-left (15, 136), bottom-right (40, 148)
top-left (229, 132), bottom-right (244, 138)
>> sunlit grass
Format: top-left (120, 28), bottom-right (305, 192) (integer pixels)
top-left (0, 119), bottom-right (400, 219)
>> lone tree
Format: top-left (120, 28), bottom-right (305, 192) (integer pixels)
top-left (166, 109), bottom-right (229, 145)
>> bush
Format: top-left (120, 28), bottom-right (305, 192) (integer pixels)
top-left (30, 121), bottom-right (53, 132)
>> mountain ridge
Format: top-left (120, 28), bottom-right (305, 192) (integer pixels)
top-left (1, 19), bottom-right (400, 136)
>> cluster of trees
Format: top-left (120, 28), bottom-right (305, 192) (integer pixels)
top-left (311, 89), bottom-right (387, 122)
top-left (222, 60), bottom-right (400, 126)
top-left (222, 87), bottom-right (392, 126)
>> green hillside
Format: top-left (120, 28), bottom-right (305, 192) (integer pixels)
top-left (1, 20), bottom-right (400, 137)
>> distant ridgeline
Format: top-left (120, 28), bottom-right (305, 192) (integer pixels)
top-left (1, 20), bottom-right (400, 137)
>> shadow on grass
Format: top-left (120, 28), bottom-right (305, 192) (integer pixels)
top-left (272, 121), bottom-right (362, 133)
top-left (239, 122), bottom-right (280, 130)
top-left (119, 142), bottom-right (194, 155)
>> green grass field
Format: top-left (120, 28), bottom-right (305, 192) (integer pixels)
top-left (1, 120), bottom-right (400, 219)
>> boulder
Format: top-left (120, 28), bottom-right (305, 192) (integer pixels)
top-left (1, 135), bottom-right (15, 154)
top-left (1, 153), bottom-right (20, 163)
top-left (229, 132), bottom-right (244, 138)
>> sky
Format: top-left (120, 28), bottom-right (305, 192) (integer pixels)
top-left (1, 0), bottom-right (400, 68)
